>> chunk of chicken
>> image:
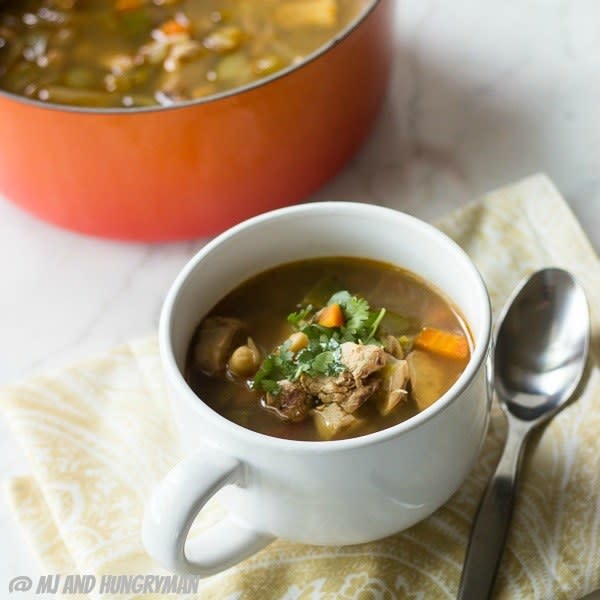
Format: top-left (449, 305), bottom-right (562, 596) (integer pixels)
top-left (376, 354), bottom-right (410, 416)
top-left (265, 379), bottom-right (313, 422)
top-left (301, 372), bottom-right (380, 413)
top-left (192, 317), bottom-right (246, 376)
top-left (300, 342), bottom-right (385, 413)
top-left (339, 342), bottom-right (386, 379)
top-left (311, 403), bottom-right (360, 440)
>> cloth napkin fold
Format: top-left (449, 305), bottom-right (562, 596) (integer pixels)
top-left (2, 174), bottom-right (599, 600)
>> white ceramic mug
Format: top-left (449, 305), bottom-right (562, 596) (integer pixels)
top-left (143, 202), bottom-right (492, 575)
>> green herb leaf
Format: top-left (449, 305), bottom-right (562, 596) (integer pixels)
top-left (287, 304), bottom-right (313, 329)
top-left (311, 350), bottom-right (336, 374)
top-left (278, 344), bottom-right (294, 363)
top-left (343, 295), bottom-right (371, 335)
top-left (367, 308), bottom-right (386, 341)
top-left (327, 290), bottom-right (352, 306)
top-left (259, 379), bottom-right (280, 394)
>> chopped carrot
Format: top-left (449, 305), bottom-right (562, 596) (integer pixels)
top-left (159, 18), bottom-right (191, 36)
top-left (115, 0), bottom-right (145, 11)
top-left (414, 327), bottom-right (469, 361)
top-left (318, 303), bottom-right (345, 328)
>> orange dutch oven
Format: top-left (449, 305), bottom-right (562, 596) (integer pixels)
top-left (0, 0), bottom-right (394, 241)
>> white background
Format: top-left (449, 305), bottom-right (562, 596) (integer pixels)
top-left (1, 0), bottom-right (599, 596)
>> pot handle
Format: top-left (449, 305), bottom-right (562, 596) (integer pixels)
top-left (142, 445), bottom-right (274, 576)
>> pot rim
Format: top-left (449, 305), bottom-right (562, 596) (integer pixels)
top-left (0, 0), bottom-right (380, 115)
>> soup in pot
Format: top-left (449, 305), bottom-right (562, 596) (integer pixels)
top-left (0, 0), bottom-right (369, 108)
top-left (185, 257), bottom-right (472, 442)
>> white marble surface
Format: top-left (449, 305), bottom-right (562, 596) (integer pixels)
top-left (1, 0), bottom-right (599, 596)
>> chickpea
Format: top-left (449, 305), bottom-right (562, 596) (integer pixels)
top-left (228, 338), bottom-right (261, 377)
top-left (287, 331), bottom-right (309, 353)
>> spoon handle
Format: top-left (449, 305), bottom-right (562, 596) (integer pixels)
top-left (457, 416), bottom-right (530, 599)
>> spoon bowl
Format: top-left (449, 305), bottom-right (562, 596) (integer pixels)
top-left (495, 268), bottom-right (590, 422)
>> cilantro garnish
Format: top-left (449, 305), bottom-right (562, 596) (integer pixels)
top-left (252, 290), bottom-right (389, 395)
top-left (340, 295), bottom-right (371, 337)
top-left (367, 308), bottom-right (387, 340)
top-left (311, 350), bottom-right (339, 374)
top-left (287, 305), bottom-right (313, 328)
top-left (326, 291), bottom-right (385, 344)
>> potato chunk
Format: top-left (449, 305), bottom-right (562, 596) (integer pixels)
top-left (274, 0), bottom-right (338, 29)
top-left (406, 350), bottom-right (447, 411)
top-left (312, 403), bottom-right (360, 440)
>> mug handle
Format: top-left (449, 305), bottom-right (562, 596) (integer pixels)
top-left (142, 444), bottom-right (274, 575)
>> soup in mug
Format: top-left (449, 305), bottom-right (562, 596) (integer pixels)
top-left (185, 257), bottom-right (472, 442)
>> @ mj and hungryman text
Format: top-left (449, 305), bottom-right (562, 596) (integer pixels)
top-left (8, 574), bottom-right (202, 595)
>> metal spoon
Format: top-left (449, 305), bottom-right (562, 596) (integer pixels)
top-left (458, 268), bottom-right (590, 599)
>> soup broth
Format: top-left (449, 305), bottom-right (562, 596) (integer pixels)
top-left (185, 257), bottom-right (472, 442)
top-left (0, 0), bottom-right (368, 108)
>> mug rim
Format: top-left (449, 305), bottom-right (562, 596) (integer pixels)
top-left (159, 202), bottom-right (492, 452)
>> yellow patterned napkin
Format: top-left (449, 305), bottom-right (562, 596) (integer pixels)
top-left (2, 174), bottom-right (599, 600)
